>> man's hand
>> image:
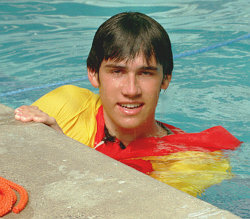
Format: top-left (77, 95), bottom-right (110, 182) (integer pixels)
top-left (14, 105), bottom-right (63, 133)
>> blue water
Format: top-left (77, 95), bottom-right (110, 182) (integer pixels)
top-left (0, 1), bottom-right (249, 217)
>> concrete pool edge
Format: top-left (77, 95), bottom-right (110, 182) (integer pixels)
top-left (0, 103), bottom-right (240, 218)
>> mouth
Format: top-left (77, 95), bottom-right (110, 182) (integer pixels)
top-left (117, 102), bottom-right (144, 115)
top-left (118, 103), bottom-right (144, 109)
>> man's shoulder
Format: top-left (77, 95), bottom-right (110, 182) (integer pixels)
top-left (55, 85), bottom-right (101, 108)
top-left (32, 85), bottom-right (101, 116)
top-left (51, 85), bottom-right (99, 101)
top-left (53, 85), bottom-right (93, 95)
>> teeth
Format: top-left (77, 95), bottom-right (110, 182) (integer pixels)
top-left (120, 103), bottom-right (142, 109)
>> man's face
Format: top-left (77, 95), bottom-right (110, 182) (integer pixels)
top-left (88, 53), bottom-right (171, 132)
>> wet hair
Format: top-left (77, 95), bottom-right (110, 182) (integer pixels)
top-left (87, 12), bottom-right (173, 77)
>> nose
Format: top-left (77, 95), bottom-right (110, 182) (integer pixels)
top-left (121, 73), bottom-right (141, 98)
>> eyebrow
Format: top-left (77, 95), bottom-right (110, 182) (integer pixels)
top-left (140, 66), bottom-right (158, 71)
top-left (104, 64), bottom-right (159, 71)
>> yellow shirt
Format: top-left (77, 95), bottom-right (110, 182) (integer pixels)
top-left (32, 85), bottom-right (101, 147)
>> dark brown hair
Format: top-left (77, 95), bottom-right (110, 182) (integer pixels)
top-left (87, 12), bottom-right (173, 77)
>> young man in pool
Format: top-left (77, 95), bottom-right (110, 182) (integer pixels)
top-left (14, 12), bottom-right (241, 196)
top-left (15, 12), bottom-right (174, 147)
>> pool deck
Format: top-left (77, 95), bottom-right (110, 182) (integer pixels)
top-left (0, 103), bottom-right (240, 218)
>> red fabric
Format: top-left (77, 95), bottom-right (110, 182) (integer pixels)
top-left (94, 106), bottom-right (242, 173)
top-left (120, 159), bottom-right (153, 174)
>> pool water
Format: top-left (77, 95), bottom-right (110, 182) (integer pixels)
top-left (0, 1), bottom-right (249, 218)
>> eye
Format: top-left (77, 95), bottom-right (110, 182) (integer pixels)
top-left (109, 67), bottom-right (125, 74)
top-left (112, 69), bottom-right (122, 74)
top-left (139, 71), bottom-right (153, 76)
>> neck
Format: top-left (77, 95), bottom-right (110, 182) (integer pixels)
top-left (104, 119), bottom-right (162, 146)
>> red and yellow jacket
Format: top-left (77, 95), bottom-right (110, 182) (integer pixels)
top-left (33, 85), bottom-right (241, 196)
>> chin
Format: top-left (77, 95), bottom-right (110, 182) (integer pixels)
top-left (116, 118), bottom-right (145, 131)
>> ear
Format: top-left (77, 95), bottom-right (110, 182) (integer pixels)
top-left (161, 75), bottom-right (172, 90)
top-left (88, 68), bottom-right (100, 88)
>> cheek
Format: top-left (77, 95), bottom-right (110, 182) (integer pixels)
top-left (99, 79), bottom-right (119, 105)
top-left (100, 74), bottom-right (121, 88)
top-left (142, 80), bottom-right (162, 97)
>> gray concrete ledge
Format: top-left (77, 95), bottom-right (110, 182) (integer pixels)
top-left (0, 103), bottom-right (240, 218)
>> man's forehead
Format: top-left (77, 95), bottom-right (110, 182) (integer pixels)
top-left (103, 54), bottom-right (160, 68)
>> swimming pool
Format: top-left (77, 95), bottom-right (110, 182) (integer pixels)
top-left (0, 0), bottom-right (249, 217)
